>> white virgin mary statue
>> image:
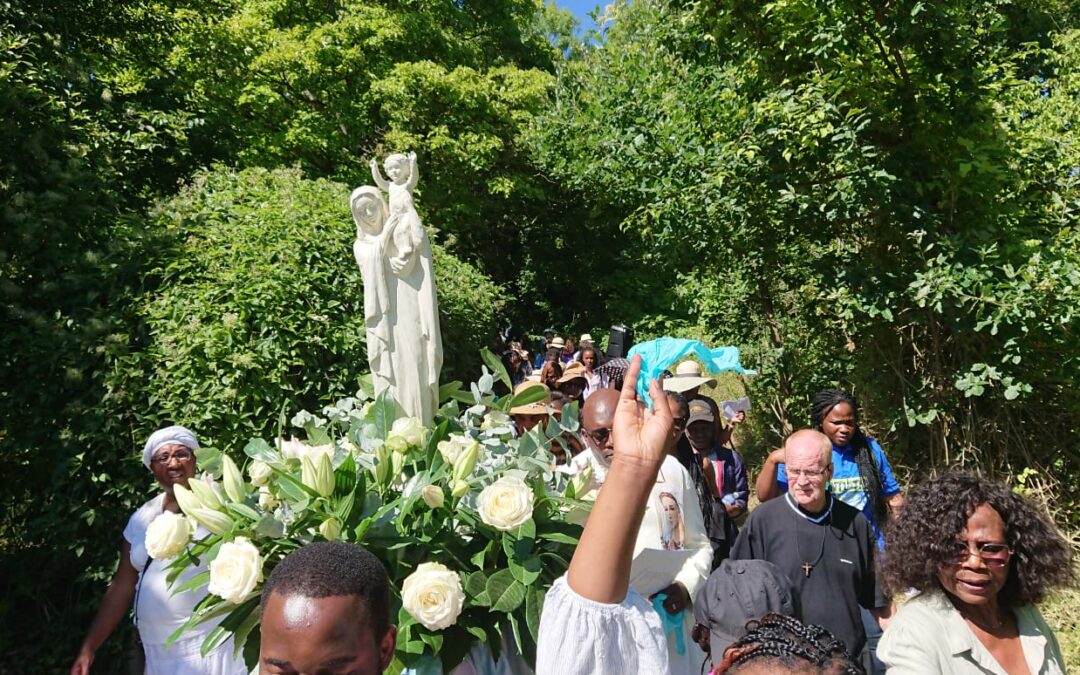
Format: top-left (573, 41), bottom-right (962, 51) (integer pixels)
top-left (351, 157), bottom-right (443, 424)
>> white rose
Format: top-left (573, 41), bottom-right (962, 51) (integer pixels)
top-left (248, 460), bottom-right (273, 487)
top-left (258, 486), bottom-right (278, 510)
top-left (208, 537), bottom-right (263, 604)
top-left (278, 437), bottom-right (333, 464)
top-left (476, 477), bottom-right (535, 531)
top-left (437, 434), bottom-right (470, 465)
top-left (481, 410), bottom-right (512, 432)
top-left (395, 417), bottom-right (427, 446)
top-left (144, 511), bottom-right (191, 559)
top-left (386, 416), bottom-right (427, 454)
top-left (401, 562), bottom-right (465, 631)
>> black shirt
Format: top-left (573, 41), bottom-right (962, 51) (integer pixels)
top-left (731, 494), bottom-right (884, 657)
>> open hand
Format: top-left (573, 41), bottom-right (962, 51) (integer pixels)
top-left (612, 355), bottom-right (673, 469)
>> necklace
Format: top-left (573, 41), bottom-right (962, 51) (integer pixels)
top-left (787, 494), bottom-right (831, 577)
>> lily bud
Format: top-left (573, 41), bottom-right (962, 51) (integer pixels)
top-left (301, 455), bottom-right (334, 497)
top-left (221, 455), bottom-right (246, 503)
top-left (421, 485), bottom-right (444, 509)
top-left (452, 440), bottom-right (480, 484)
top-left (189, 507), bottom-right (234, 535)
top-left (319, 518), bottom-right (342, 541)
top-left (314, 453), bottom-right (335, 497)
top-left (372, 445), bottom-right (392, 487)
top-left (569, 464), bottom-right (593, 499)
top-left (173, 484), bottom-right (202, 516)
top-left (188, 476), bottom-right (224, 511)
top-left (451, 479), bottom-right (470, 499)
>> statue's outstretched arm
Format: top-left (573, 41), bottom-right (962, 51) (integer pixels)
top-left (369, 158), bottom-right (389, 191)
top-left (407, 151), bottom-right (419, 191)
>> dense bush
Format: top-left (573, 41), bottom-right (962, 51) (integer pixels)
top-left (110, 165), bottom-right (501, 445)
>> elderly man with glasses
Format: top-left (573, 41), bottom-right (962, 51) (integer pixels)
top-left (565, 389), bottom-right (713, 675)
top-left (731, 429), bottom-right (889, 671)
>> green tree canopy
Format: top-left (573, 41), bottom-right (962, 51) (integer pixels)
top-left (529, 0), bottom-right (1080, 501)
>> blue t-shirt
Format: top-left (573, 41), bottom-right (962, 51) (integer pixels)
top-left (777, 436), bottom-right (900, 549)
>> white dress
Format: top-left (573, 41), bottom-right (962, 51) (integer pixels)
top-left (124, 495), bottom-right (248, 675)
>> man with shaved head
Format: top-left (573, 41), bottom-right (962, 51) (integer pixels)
top-left (568, 387), bottom-right (714, 674)
top-left (259, 541), bottom-right (396, 674)
top-left (731, 430), bottom-right (886, 669)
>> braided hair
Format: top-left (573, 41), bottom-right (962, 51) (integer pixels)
top-left (810, 390), bottom-right (887, 530)
top-left (716, 613), bottom-right (864, 675)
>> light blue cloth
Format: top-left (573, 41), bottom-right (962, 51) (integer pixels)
top-left (651, 592), bottom-right (687, 656)
top-left (627, 338), bottom-right (756, 407)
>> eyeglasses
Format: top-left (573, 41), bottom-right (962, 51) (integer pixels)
top-left (787, 467), bottom-right (829, 480)
top-left (585, 427), bottom-right (612, 445)
top-left (946, 541), bottom-right (1012, 567)
top-left (151, 449), bottom-right (194, 465)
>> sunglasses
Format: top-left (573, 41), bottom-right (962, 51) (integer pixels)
top-left (585, 427), bottom-right (612, 445)
top-left (946, 541), bottom-right (1011, 567)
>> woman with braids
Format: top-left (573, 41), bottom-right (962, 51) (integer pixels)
top-left (714, 613), bottom-right (865, 675)
top-left (878, 472), bottom-right (1072, 674)
top-left (756, 390), bottom-right (903, 550)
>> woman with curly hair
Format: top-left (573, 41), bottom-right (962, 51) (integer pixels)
top-left (879, 472), bottom-right (1073, 674)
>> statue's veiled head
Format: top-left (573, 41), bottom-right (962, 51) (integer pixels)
top-left (350, 186), bottom-right (387, 237)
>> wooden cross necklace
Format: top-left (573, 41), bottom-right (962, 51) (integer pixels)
top-left (787, 494), bottom-right (832, 577)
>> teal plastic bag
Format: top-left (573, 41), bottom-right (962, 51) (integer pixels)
top-left (627, 337), bottom-right (756, 407)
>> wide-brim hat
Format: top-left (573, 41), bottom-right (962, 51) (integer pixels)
top-left (550, 337), bottom-right (566, 350)
top-left (557, 362), bottom-right (588, 384)
top-left (579, 333), bottom-right (594, 344)
top-left (662, 360), bottom-right (717, 392)
top-left (509, 381), bottom-right (551, 415)
top-left (694, 559), bottom-right (799, 658)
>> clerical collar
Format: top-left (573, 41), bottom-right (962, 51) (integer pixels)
top-left (785, 493), bottom-right (832, 523)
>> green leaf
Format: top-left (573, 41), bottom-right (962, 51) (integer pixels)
top-left (525, 586), bottom-right (545, 643)
top-left (480, 347), bottom-right (512, 391)
top-left (373, 390), bottom-right (397, 438)
top-left (509, 555), bottom-right (542, 585)
top-left (486, 569), bottom-right (526, 612)
top-left (243, 438), bottom-right (277, 463)
top-left (168, 570), bottom-right (210, 597)
top-left (225, 502), bottom-right (261, 522)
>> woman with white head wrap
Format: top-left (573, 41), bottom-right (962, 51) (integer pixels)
top-left (70, 425), bottom-right (247, 675)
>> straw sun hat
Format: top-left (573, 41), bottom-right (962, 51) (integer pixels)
top-left (662, 360), bottom-right (717, 393)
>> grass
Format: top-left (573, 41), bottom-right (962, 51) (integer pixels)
top-left (1042, 585), bottom-right (1080, 668)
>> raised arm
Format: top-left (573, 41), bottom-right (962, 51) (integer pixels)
top-left (369, 158), bottom-right (389, 191)
top-left (70, 541), bottom-right (140, 675)
top-left (754, 446), bottom-right (785, 502)
top-left (566, 356), bottom-right (674, 604)
top-left (406, 151), bottom-right (419, 191)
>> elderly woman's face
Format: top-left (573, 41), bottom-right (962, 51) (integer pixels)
top-left (937, 503), bottom-right (1010, 607)
top-left (150, 442), bottom-right (197, 489)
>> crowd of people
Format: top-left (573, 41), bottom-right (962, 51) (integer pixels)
top-left (72, 348), bottom-right (1075, 675)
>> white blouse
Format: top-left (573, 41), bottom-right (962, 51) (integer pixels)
top-left (536, 577), bottom-right (670, 674)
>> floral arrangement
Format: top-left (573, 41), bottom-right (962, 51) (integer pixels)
top-left (147, 355), bottom-right (588, 672)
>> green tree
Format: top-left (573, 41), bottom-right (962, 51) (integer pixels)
top-left (529, 0), bottom-right (1080, 502)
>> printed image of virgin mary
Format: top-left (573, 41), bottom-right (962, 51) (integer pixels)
top-left (658, 491), bottom-right (685, 550)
